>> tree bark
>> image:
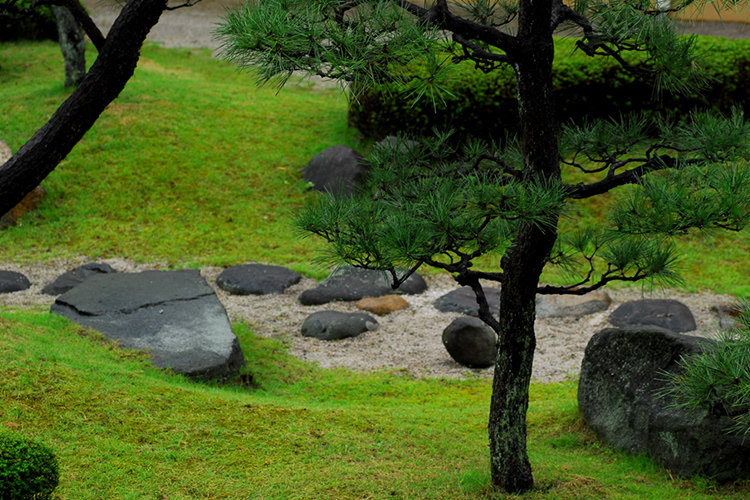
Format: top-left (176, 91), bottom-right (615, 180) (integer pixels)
top-left (488, 0), bottom-right (559, 493)
top-left (51, 5), bottom-right (86, 87)
top-left (0, 0), bottom-right (167, 215)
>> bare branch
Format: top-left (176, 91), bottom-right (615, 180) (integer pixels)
top-left (62, 0), bottom-right (105, 50)
top-left (537, 271), bottom-right (647, 295)
top-left (164, 0), bottom-right (202, 11)
top-left (550, 0), bottom-right (593, 33)
top-left (456, 273), bottom-right (501, 332)
top-left (397, 0), bottom-right (519, 56)
top-left (565, 155), bottom-right (704, 199)
top-left (470, 153), bottom-right (522, 179)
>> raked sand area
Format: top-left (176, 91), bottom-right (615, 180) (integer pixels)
top-left (0, 257), bottom-right (738, 382)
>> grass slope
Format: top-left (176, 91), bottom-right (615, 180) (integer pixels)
top-left (2, 310), bottom-right (748, 499)
top-left (1, 41), bottom-right (749, 497)
top-left (0, 41), bottom-right (360, 275)
top-left (1, 41), bottom-right (748, 293)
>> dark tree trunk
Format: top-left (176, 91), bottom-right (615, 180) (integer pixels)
top-left (0, 0), bottom-right (167, 215)
top-left (51, 5), bottom-right (86, 87)
top-left (488, 0), bottom-right (559, 493)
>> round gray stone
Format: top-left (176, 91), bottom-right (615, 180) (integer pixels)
top-left (0, 270), bottom-right (31, 293)
top-left (434, 286), bottom-right (501, 316)
top-left (216, 263), bottom-right (302, 295)
top-left (609, 298), bottom-right (696, 332)
top-left (301, 311), bottom-right (378, 341)
top-left (302, 145), bottom-right (368, 197)
top-left (579, 326), bottom-right (750, 481)
top-left (442, 316), bottom-right (497, 368)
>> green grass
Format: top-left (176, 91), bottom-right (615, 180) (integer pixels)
top-left (1, 40), bottom-right (748, 293)
top-left (0, 41), bottom-right (361, 276)
top-left (1, 41), bottom-right (750, 497)
top-left (2, 310), bottom-right (748, 499)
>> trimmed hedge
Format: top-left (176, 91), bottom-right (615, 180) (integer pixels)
top-left (348, 37), bottom-right (750, 139)
top-left (0, 0), bottom-right (58, 42)
top-left (0, 431), bottom-right (59, 499)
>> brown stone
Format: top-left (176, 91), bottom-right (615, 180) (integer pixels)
top-left (0, 186), bottom-right (47, 230)
top-left (356, 295), bottom-right (409, 316)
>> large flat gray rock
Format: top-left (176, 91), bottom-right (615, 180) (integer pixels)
top-left (51, 270), bottom-right (245, 381)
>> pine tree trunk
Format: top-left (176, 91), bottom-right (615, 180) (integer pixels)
top-left (51, 5), bottom-right (86, 87)
top-left (488, 0), bottom-right (559, 494)
top-left (0, 0), bottom-right (167, 215)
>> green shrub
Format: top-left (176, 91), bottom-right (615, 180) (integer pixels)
top-left (0, 431), bottom-right (59, 500)
top-left (349, 37), bottom-right (750, 140)
top-left (0, 0), bottom-right (58, 42)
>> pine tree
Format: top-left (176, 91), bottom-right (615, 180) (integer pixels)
top-left (217, 1), bottom-right (750, 493)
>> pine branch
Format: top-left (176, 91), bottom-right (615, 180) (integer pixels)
top-left (456, 273), bottom-right (502, 332)
top-left (397, 0), bottom-right (519, 56)
top-left (537, 271), bottom-right (647, 295)
top-left (565, 155), bottom-right (704, 199)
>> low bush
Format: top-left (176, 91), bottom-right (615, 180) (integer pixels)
top-left (0, 431), bottom-right (59, 499)
top-left (0, 0), bottom-right (58, 42)
top-left (348, 37), bottom-right (750, 140)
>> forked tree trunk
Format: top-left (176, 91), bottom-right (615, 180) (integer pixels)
top-left (488, 0), bottom-right (559, 493)
top-left (0, 0), bottom-right (167, 215)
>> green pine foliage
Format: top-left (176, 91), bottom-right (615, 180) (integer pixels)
top-left (297, 132), bottom-right (567, 279)
top-left (661, 304), bottom-right (750, 436)
top-left (0, 431), bottom-right (59, 500)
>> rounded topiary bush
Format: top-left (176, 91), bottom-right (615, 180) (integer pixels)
top-left (0, 432), bottom-right (59, 500)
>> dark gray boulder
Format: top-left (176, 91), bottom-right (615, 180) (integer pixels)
top-left (301, 311), bottom-right (378, 341)
top-left (51, 270), bottom-right (245, 381)
top-left (535, 291), bottom-right (611, 319)
top-left (578, 326), bottom-right (750, 481)
top-left (442, 316), bottom-right (497, 368)
top-left (298, 266), bottom-right (427, 305)
top-left (609, 298), bottom-right (696, 332)
top-left (216, 263), bottom-right (302, 295)
top-left (302, 145), bottom-right (368, 197)
top-left (42, 262), bottom-right (116, 295)
top-left (434, 286), bottom-right (501, 316)
top-left (0, 270), bottom-right (31, 293)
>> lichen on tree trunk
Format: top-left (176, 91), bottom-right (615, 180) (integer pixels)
top-left (52, 5), bottom-right (86, 87)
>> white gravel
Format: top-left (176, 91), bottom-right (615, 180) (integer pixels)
top-left (0, 257), bottom-right (738, 382)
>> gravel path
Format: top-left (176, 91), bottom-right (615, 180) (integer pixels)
top-left (0, 257), bottom-right (738, 382)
